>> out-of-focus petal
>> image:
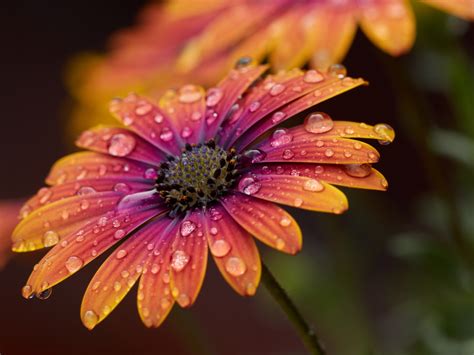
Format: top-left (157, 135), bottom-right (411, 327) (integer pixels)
top-left (13, 192), bottom-right (125, 252)
top-left (158, 86), bottom-right (207, 145)
top-left (81, 215), bottom-right (173, 330)
top-left (76, 126), bottom-right (167, 165)
top-left (109, 93), bottom-right (184, 155)
top-left (0, 200), bottom-right (23, 269)
top-left (248, 163), bottom-right (389, 191)
top-left (22, 203), bottom-right (164, 299)
top-left (46, 152), bottom-right (153, 186)
top-left (236, 173), bottom-right (348, 214)
top-left (423, 0), bottom-right (474, 20)
top-left (358, 0), bottom-right (415, 56)
top-left (204, 64), bottom-right (268, 140)
top-left (169, 213), bottom-right (208, 308)
top-left (221, 193), bottom-right (302, 254)
top-left (231, 74), bottom-right (367, 151)
top-left (201, 204), bottom-right (261, 296)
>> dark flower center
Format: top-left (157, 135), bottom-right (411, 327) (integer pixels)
top-left (156, 140), bottom-right (239, 216)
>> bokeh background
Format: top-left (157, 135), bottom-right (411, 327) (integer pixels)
top-left (1, 1), bottom-right (473, 354)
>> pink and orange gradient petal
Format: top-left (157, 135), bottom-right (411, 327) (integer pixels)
top-left (80, 216), bottom-right (174, 330)
top-left (358, 0), bottom-right (415, 56)
top-left (422, 0), bottom-right (474, 20)
top-left (221, 193), bottom-right (302, 254)
top-left (202, 205), bottom-right (261, 296)
top-left (232, 75), bottom-right (367, 150)
top-left (46, 152), bottom-right (152, 186)
top-left (76, 126), bottom-right (167, 165)
top-left (249, 163), bottom-right (389, 191)
top-left (13, 192), bottom-right (125, 252)
top-left (169, 213), bottom-right (208, 308)
top-left (109, 94), bottom-right (183, 155)
top-left (0, 200), bottom-right (23, 269)
top-left (237, 173), bottom-right (348, 214)
top-left (22, 206), bottom-right (163, 300)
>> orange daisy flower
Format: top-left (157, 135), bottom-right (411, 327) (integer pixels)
top-left (15, 65), bottom-right (393, 329)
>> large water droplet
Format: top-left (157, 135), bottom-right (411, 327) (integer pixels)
top-left (303, 179), bottom-right (324, 192)
top-left (83, 310), bottom-right (99, 329)
top-left (242, 149), bottom-right (267, 163)
top-left (22, 285), bottom-right (34, 299)
top-left (271, 111), bottom-right (287, 124)
top-left (171, 250), bottom-right (190, 272)
top-left (303, 69), bottom-right (324, 83)
top-left (374, 123), bottom-right (394, 145)
top-left (179, 85), bottom-right (202, 103)
top-left (344, 164), bottom-right (372, 178)
top-left (43, 230), bottom-right (59, 247)
top-left (270, 84), bottom-right (285, 96)
top-left (279, 217), bottom-right (292, 227)
top-left (225, 257), bottom-right (247, 276)
top-left (180, 220), bottom-right (196, 237)
top-left (108, 133), bottom-right (136, 157)
top-left (116, 249), bottom-right (128, 259)
top-left (159, 128), bottom-right (174, 142)
top-left (304, 112), bottom-right (334, 133)
top-left (36, 288), bottom-right (52, 300)
top-left (238, 176), bottom-right (261, 195)
top-left (65, 256), bottom-right (84, 274)
top-left (328, 64), bottom-right (347, 78)
top-left (206, 88), bottom-right (223, 107)
top-left (210, 239), bottom-right (231, 257)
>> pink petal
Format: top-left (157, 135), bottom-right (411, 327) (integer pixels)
top-left (76, 126), bottom-right (167, 165)
top-left (0, 200), bottom-right (23, 269)
top-left (221, 193), bottom-right (302, 254)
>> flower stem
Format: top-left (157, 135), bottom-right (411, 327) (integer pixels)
top-left (261, 262), bottom-right (326, 355)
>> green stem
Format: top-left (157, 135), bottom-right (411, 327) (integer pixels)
top-left (261, 262), bottom-right (326, 355)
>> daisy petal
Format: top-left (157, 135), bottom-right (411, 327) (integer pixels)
top-left (158, 85), bottom-right (206, 145)
top-left (76, 126), bottom-right (167, 165)
top-left (203, 64), bottom-right (268, 141)
top-left (221, 193), bottom-right (302, 254)
top-left (23, 204), bottom-right (162, 300)
top-left (168, 212), bottom-right (208, 308)
top-left (233, 76), bottom-right (367, 151)
top-left (46, 152), bottom-right (153, 186)
top-left (236, 173), bottom-right (348, 214)
top-left (138, 218), bottom-right (179, 327)
top-left (81, 215), bottom-right (173, 330)
top-left (359, 0), bottom-right (415, 56)
top-left (109, 93), bottom-right (183, 156)
top-left (249, 163), bottom-right (389, 191)
top-left (0, 200), bottom-right (23, 269)
top-left (202, 204), bottom-right (261, 296)
top-left (423, 0), bottom-right (474, 20)
top-left (13, 192), bottom-right (124, 252)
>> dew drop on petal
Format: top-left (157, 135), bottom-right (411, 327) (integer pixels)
top-left (225, 257), bottom-right (247, 276)
top-left (304, 69), bottom-right (324, 83)
top-left (171, 250), bottom-right (190, 272)
top-left (303, 179), bottom-right (324, 192)
top-left (43, 230), bottom-right (59, 247)
top-left (344, 164), bottom-right (372, 178)
top-left (210, 239), bottom-right (231, 257)
top-left (282, 149), bottom-right (295, 160)
top-left (206, 88), bottom-right (223, 107)
top-left (276, 238), bottom-right (286, 250)
top-left (270, 84), bottom-right (285, 96)
top-left (270, 129), bottom-right (293, 148)
top-left (22, 285), bottom-right (33, 299)
top-left (135, 103), bottom-right (152, 116)
top-left (238, 176), bottom-right (261, 195)
top-left (177, 293), bottom-right (190, 307)
top-left (76, 186), bottom-right (97, 196)
top-left (113, 182), bottom-right (130, 193)
top-left (304, 112), bottom-right (334, 133)
top-left (249, 101), bottom-right (261, 112)
top-left (294, 198), bottom-right (303, 207)
top-left (271, 111), bottom-right (287, 124)
top-left (114, 229), bottom-right (126, 240)
top-left (242, 149), bottom-right (267, 163)
top-left (180, 126), bottom-right (193, 139)
top-left (179, 85), bottom-right (202, 103)
top-left (65, 256), bottom-right (84, 274)
top-left (279, 217), bottom-right (292, 227)
top-left (154, 114), bottom-right (164, 124)
top-left (180, 220), bottom-right (196, 237)
top-left (328, 63), bottom-right (347, 78)
top-left (324, 148), bottom-right (335, 157)
top-left (374, 123), bottom-right (394, 145)
top-left (108, 133), bottom-right (136, 157)
top-left (36, 288), bottom-right (52, 300)
top-left (144, 168), bottom-right (157, 179)
top-left (159, 128), bottom-right (174, 142)
top-left (83, 310), bottom-right (99, 329)
top-left (116, 249), bottom-right (128, 259)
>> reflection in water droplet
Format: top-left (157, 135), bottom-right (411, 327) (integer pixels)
top-left (238, 176), bottom-right (261, 195)
top-left (328, 64), bottom-right (347, 78)
top-left (108, 134), bottom-right (136, 157)
top-left (206, 88), bottom-right (223, 107)
top-left (303, 179), bottom-right (324, 192)
top-left (344, 164), bottom-right (372, 178)
top-left (43, 230), bottom-right (59, 247)
top-left (304, 112), bottom-right (334, 133)
top-left (65, 256), bottom-right (84, 274)
top-left (210, 239), bottom-right (231, 257)
top-left (179, 85), bottom-right (202, 103)
top-left (171, 250), bottom-right (190, 272)
top-left (374, 123), bottom-right (394, 145)
top-left (225, 257), bottom-right (247, 276)
top-left (83, 310), bottom-right (99, 329)
top-left (180, 220), bottom-right (196, 237)
top-left (36, 288), bottom-right (52, 300)
top-left (270, 129), bottom-right (293, 148)
top-left (304, 69), bottom-right (324, 83)
top-left (116, 249), bottom-right (128, 259)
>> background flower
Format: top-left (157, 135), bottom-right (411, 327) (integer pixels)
top-left (0, 201), bottom-right (23, 270)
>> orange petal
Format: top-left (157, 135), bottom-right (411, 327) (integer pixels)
top-left (169, 213), bottom-right (208, 308)
top-left (249, 163), bottom-right (389, 191)
top-left (0, 200), bottom-right (23, 269)
top-left (202, 204), bottom-right (261, 296)
top-left (358, 0), bottom-right (415, 56)
top-left (221, 193), bottom-right (302, 254)
top-left (236, 173), bottom-right (348, 214)
top-left (423, 0), bottom-right (474, 20)
top-left (80, 216), bottom-right (174, 330)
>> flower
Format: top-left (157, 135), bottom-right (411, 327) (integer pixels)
top-left (14, 65), bottom-right (394, 329)
top-left (0, 200), bottom-right (23, 269)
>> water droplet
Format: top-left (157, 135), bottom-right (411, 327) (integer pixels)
top-left (177, 293), bottom-right (190, 307)
top-left (154, 114), bottom-right (164, 124)
top-left (304, 112), bottom-right (334, 133)
top-left (135, 103), bottom-right (152, 116)
top-left (303, 179), bottom-right (324, 192)
top-left (36, 288), bottom-right (52, 300)
top-left (324, 148), bottom-right (335, 157)
top-left (209, 208), bottom-right (223, 221)
top-left (159, 128), bottom-right (174, 142)
top-left (270, 84), bottom-right (285, 96)
top-left (235, 56), bottom-right (253, 68)
top-left (151, 264), bottom-right (161, 274)
top-left (180, 220), bottom-right (196, 237)
top-left (114, 229), bottom-right (126, 240)
top-left (80, 200), bottom-right (90, 210)
top-left (344, 164), bottom-right (372, 178)
top-left (191, 111), bottom-right (202, 121)
top-left (116, 249), bottom-right (128, 259)
top-left (206, 88), bottom-right (223, 107)
top-left (238, 176), bottom-right (261, 195)
top-left (113, 182), bottom-right (130, 193)
top-left (276, 239), bottom-right (286, 250)
top-left (304, 69), bottom-right (324, 83)
top-left (180, 126), bottom-right (193, 139)
top-left (113, 281), bottom-right (122, 292)
top-left (83, 310), bottom-right (99, 329)
top-left (171, 250), bottom-right (190, 272)
top-left (210, 239), bottom-right (231, 257)
top-left (179, 85), bottom-right (202, 103)
top-left (293, 198), bottom-right (303, 207)
top-left (328, 63), bottom-right (347, 78)
top-left (270, 129), bottom-right (293, 148)
top-left (22, 285), bottom-right (33, 299)
top-left (225, 257), bottom-right (247, 276)
top-left (282, 149), bottom-right (294, 160)
top-left (249, 101), bottom-right (261, 112)
top-left (242, 149), bottom-right (267, 163)
top-left (43, 230), bottom-right (59, 247)
top-left (271, 111), bottom-right (287, 124)
top-left (279, 217), bottom-right (291, 227)
top-left (65, 256), bottom-right (83, 274)
top-left (374, 123), bottom-right (394, 145)
top-left (354, 142), bottom-right (362, 150)
top-left (108, 133), bottom-right (136, 157)
top-left (144, 168), bottom-right (157, 179)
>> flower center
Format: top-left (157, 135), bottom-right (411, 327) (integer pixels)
top-left (156, 140), bottom-right (239, 216)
